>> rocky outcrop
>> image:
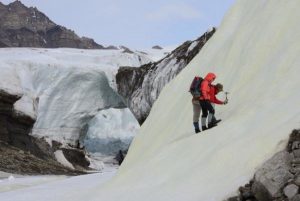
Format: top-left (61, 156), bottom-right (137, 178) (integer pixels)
top-left (0, 1), bottom-right (103, 49)
top-left (0, 89), bottom-right (88, 174)
top-left (61, 148), bottom-right (89, 171)
top-left (0, 141), bottom-right (85, 175)
top-left (152, 45), bottom-right (163, 50)
top-left (106, 45), bottom-right (119, 50)
top-left (0, 89), bottom-right (36, 154)
top-left (116, 28), bottom-right (216, 124)
top-left (120, 46), bottom-right (134, 54)
top-left (225, 129), bottom-right (300, 201)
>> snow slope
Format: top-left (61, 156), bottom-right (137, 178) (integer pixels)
top-left (1, 0), bottom-right (300, 200)
top-left (0, 169), bottom-right (116, 197)
top-left (91, 0), bottom-right (300, 200)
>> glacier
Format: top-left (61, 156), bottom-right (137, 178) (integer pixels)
top-left (1, 0), bottom-right (300, 201)
top-left (0, 48), bottom-right (153, 159)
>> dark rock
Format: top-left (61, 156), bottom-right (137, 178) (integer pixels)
top-left (293, 149), bottom-right (300, 158)
top-left (287, 130), bottom-right (300, 152)
top-left (152, 45), bottom-right (163, 50)
top-left (119, 45), bottom-right (130, 50)
top-left (61, 148), bottom-right (90, 169)
top-left (0, 141), bottom-right (85, 175)
top-left (252, 151), bottom-right (293, 200)
top-left (283, 184), bottom-right (299, 199)
top-left (106, 45), bottom-right (119, 50)
top-left (0, 89), bottom-right (21, 103)
top-left (120, 46), bottom-right (134, 54)
top-left (116, 28), bottom-right (216, 124)
top-left (0, 90), bottom-right (37, 153)
top-left (138, 51), bottom-right (148, 55)
top-left (239, 186), bottom-right (255, 200)
top-left (0, 1), bottom-right (104, 49)
top-left (0, 88), bottom-right (88, 174)
top-left (292, 158), bottom-right (300, 165)
top-left (52, 140), bottom-right (63, 150)
top-left (295, 176), bottom-right (300, 186)
top-left (292, 141), bottom-right (300, 150)
top-left (251, 181), bottom-right (273, 201)
top-left (226, 196), bottom-right (241, 201)
top-left (291, 194), bottom-right (300, 201)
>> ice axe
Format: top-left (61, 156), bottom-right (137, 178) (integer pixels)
top-left (224, 92), bottom-right (229, 103)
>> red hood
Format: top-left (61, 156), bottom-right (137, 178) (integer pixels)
top-left (204, 72), bottom-right (216, 83)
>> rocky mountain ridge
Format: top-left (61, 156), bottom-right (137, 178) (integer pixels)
top-left (0, 1), bottom-right (104, 49)
top-left (116, 28), bottom-right (216, 124)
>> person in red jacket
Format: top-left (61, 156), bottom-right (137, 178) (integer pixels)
top-left (199, 72), bottom-right (218, 131)
top-left (208, 83), bottom-right (227, 125)
top-left (210, 83), bottom-right (224, 104)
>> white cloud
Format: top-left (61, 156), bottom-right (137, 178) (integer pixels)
top-left (146, 3), bottom-right (202, 22)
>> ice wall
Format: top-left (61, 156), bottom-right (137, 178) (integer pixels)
top-left (83, 1), bottom-right (300, 201)
top-left (0, 48), bottom-right (149, 148)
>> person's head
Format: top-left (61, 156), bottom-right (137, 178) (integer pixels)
top-left (205, 72), bottom-right (216, 83)
top-left (215, 83), bottom-right (223, 93)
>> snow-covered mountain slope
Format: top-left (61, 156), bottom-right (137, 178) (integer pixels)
top-left (1, 0), bottom-right (300, 200)
top-left (0, 48), bottom-right (150, 156)
top-left (116, 28), bottom-right (215, 124)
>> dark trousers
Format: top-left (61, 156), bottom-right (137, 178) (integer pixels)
top-left (200, 100), bottom-right (215, 117)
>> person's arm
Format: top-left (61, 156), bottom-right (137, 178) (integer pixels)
top-left (201, 81), bottom-right (210, 100)
top-left (211, 95), bottom-right (224, 104)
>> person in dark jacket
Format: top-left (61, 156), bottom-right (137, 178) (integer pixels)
top-left (115, 150), bottom-right (124, 165)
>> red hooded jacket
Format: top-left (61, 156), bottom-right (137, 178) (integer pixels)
top-left (200, 72), bottom-right (216, 100)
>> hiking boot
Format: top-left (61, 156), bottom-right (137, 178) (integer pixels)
top-left (193, 122), bottom-right (200, 133)
top-left (211, 118), bottom-right (221, 125)
top-left (202, 126), bottom-right (207, 131)
top-left (208, 122), bottom-right (218, 129)
top-left (211, 114), bottom-right (217, 123)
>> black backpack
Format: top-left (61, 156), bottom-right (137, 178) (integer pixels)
top-left (189, 76), bottom-right (203, 98)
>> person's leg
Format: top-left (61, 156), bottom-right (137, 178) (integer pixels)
top-left (209, 103), bottom-right (219, 123)
top-left (205, 103), bottom-right (218, 128)
top-left (192, 100), bottom-right (201, 133)
top-left (200, 100), bottom-right (209, 131)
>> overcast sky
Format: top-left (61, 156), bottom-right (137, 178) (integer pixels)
top-left (1, 0), bottom-right (236, 49)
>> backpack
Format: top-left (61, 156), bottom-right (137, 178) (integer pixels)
top-left (189, 76), bottom-right (203, 98)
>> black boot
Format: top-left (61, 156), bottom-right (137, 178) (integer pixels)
top-left (208, 122), bottom-right (217, 129)
top-left (211, 115), bottom-right (221, 124)
top-left (208, 114), bottom-right (220, 129)
top-left (201, 117), bottom-right (207, 131)
top-left (193, 122), bottom-right (200, 134)
top-left (211, 115), bottom-right (217, 123)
